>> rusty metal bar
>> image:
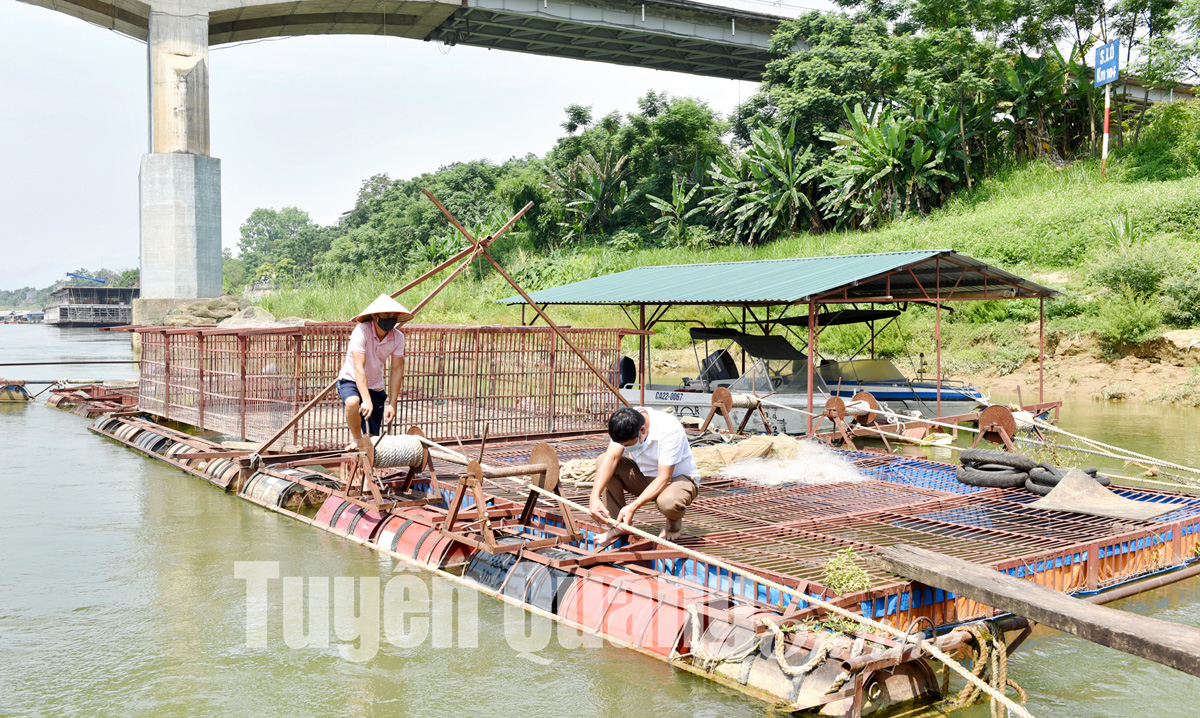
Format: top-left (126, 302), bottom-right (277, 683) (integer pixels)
top-left (421, 189), bottom-right (631, 409)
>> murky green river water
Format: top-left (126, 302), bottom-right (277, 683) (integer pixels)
top-left (2, 324), bottom-right (1197, 717)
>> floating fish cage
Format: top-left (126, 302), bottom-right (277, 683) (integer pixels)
top-left (86, 406), bottom-right (1200, 716)
top-left (122, 323), bottom-right (631, 448)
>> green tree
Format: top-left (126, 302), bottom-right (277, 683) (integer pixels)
top-left (561, 104), bottom-right (594, 134)
top-left (237, 207), bottom-right (315, 276)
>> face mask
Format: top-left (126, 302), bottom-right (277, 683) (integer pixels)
top-left (623, 430), bottom-right (648, 455)
top-left (376, 317), bottom-right (398, 333)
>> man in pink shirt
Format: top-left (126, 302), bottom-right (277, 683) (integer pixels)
top-left (335, 295), bottom-right (413, 460)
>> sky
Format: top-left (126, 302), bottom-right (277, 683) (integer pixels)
top-left (0, 1), bottom-right (779, 290)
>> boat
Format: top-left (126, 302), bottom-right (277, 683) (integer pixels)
top-left (617, 317), bottom-right (987, 434)
top-left (0, 380), bottom-right (33, 402)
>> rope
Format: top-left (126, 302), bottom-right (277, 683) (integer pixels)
top-left (754, 394), bottom-right (984, 436)
top-left (469, 449), bottom-right (1039, 718)
top-left (559, 458), bottom-right (598, 488)
top-left (1031, 418), bottom-right (1200, 477)
top-left (940, 623), bottom-right (1027, 716)
top-left (372, 435), bottom-right (426, 469)
top-left (681, 604), bottom-right (765, 672)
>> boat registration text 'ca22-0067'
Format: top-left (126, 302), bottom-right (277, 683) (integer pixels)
top-left (654, 391), bottom-right (685, 402)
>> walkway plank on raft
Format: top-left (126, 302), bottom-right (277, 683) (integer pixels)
top-left (874, 544), bottom-right (1200, 678)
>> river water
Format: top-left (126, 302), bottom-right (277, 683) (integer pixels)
top-left (1, 324), bottom-right (1197, 718)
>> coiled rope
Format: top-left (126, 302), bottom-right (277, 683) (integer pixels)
top-left (942, 623), bottom-right (1027, 718)
top-left (372, 435), bottom-right (426, 469)
top-left (679, 605), bottom-right (847, 684)
top-left (422, 438), bottom-right (1038, 718)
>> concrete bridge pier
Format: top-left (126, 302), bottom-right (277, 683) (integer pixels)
top-left (137, 9), bottom-right (221, 312)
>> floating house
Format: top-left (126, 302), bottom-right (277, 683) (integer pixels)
top-left (44, 286), bottom-right (138, 327)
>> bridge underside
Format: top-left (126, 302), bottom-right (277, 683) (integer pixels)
top-left (20, 0), bottom-right (776, 80)
top-left (427, 0), bottom-right (771, 80)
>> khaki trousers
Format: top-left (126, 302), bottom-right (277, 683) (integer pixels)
top-left (603, 456), bottom-right (698, 533)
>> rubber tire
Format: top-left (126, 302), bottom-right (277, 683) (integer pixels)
top-left (969, 462), bottom-right (1022, 472)
top-left (1037, 461), bottom-right (1098, 477)
top-left (1029, 466), bottom-right (1110, 487)
top-left (1025, 478), bottom-right (1054, 496)
top-left (959, 448), bottom-right (1037, 472)
top-left (956, 465), bottom-right (1029, 488)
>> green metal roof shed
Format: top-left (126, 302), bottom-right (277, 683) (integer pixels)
top-left (498, 249), bottom-right (1055, 307)
top-left (498, 249), bottom-right (1059, 419)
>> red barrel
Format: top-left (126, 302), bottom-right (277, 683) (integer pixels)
top-left (559, 567), bottom-right (701, 657)
top-left (333, 503), bottom-right (365, 535)
top-left (350, 509), bottom-right (386, 541)
top-left (558, 566), bottom-right (630, 632)
top-left (314, 496), bottom-right (348, 527)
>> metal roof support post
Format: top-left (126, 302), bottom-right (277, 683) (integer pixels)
top-left (806, 302), bottom-right (816, 435)
top-left (639, 305), bottom-right (646, 407)
top-left (1039, 297), bottom-right (1045, 404)
top-left (935, 261), bottom-right (942, 418)
top-left (740, 306), bottom-right (747, 375)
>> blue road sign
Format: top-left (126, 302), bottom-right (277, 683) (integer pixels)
top-left (1095, 39), bottom-right (1120, 87)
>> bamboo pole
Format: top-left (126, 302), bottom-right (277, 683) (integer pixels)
top-left (421, 189), bottom-right (631, 409)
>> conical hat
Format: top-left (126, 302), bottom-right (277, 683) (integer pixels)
top-left (353, 294), bottom-right (414, 323)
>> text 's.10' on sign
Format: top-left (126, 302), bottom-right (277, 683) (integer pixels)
top-left (1095, 39), bottom-right (1120, 87)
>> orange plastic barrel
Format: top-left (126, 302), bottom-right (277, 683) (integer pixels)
top-left (559, 567), bottom-right (700, 657)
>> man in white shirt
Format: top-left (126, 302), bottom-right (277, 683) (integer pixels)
top-left (589, 406), bottom-right (700, 542)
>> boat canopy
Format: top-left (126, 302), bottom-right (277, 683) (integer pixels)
top-left (777, 309), bottom-right (901, 328)
top-left (688, 327), bottom-right (809, 361)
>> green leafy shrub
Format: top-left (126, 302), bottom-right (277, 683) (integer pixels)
top-left (952, 301), bottom-right (1012, 324)
top-left (1095, 288), bottom-right (1163, 350)
top-left (1161, 271), bottom-right (1200, 327)
top-left (822, 548), bottom-right (870, 594)
top-left (1121, 99), bottom-right (1200, 182)
top-left (1088, 241), bottom-right (1171, 297)
top-left (1045, 290), bottom-right (1092, 319)
top-left (607, 229), bottom-right (645, 252)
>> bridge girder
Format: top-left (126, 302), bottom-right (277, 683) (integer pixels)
top-left (18, 0), bottom-right (781, 80)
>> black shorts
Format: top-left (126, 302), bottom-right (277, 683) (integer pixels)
top-left (336, 379), bottom-right (387, 436)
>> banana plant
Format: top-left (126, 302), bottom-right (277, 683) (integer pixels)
top-left (701, 121), bottom-right (819, 245)
top-left (819, 103), bottom-right (956, 229)
top-left (646, 177), bottom-right (702, 247)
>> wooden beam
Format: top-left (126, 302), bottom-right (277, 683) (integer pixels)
top-left (874, 544), bottom-right (1200, 678)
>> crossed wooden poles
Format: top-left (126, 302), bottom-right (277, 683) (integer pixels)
top-left (238, 191), bottom-right (631, 509)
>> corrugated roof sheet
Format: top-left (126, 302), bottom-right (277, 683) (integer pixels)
top-left (498, 250), bottom-right (1056, 306)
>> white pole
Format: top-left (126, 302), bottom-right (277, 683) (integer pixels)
top-left (1102, 83), bottom-right (1111, 178)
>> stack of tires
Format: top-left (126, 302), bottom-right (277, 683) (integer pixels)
top-left (1025, 463), bottom-right (1106, 495)
top-left (955, 449), bottom-right (1035, 489)
top-left (956, 448), bottom-right (1106, 494)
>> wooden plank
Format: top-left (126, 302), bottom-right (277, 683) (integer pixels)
top-left (875, 544), bottom-right (1200, 678)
